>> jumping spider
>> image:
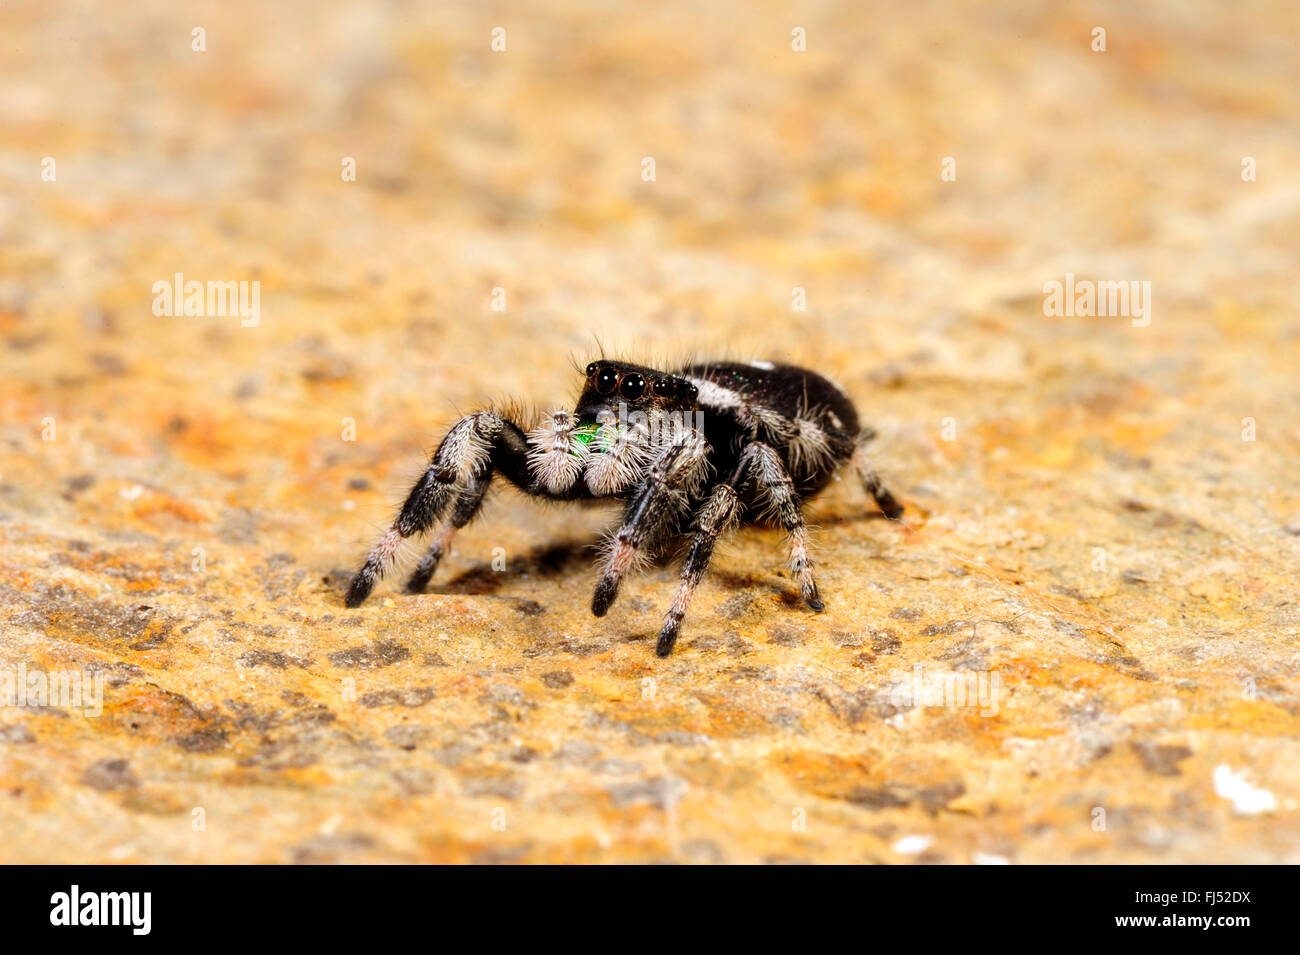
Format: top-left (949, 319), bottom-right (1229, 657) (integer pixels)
top-left (345, 359), bottom-right (904, 656)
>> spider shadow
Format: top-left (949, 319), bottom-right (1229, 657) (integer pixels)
top-left (807, 508), bottom-right (900, 531)
top-left (436, 539), bottom-right (597, 596)
top-left (433, 507), bottom-right (896, 602)
top-left (706, 508), bottom-right (900, 606)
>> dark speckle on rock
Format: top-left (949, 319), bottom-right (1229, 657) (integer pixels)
top-left (1122, 568), bottom-right (1160, 584)
top-left (0, 724), bottom-right (36, 744)
top-left (552, 740), bottom-right (599, 764)
top-left (435, 742), bottom-right (479, 767)
top-left (848, 781), bottom-right (965, 813)
top-left (329, 640), bottom-right (411, 669)
top-left (322, 568), bottom-right (352, 591)
top-left (1132, 741), bottom-right (1193, 777)
top-left (391, 767), bottom-right (436, 795)
top-left (90, 353), bottom-right (127, 376)
top-left (462, 776), bottom-right (523, 800)
top-left (82, 759), bottom-right (139, 791)
top-left (471, 844), bottom-right (531, 864)
top-left (682, 839), bottom-right (726, 863)
top-left (718, 593), bottom-right (756, 619)
top-left (290, 832), bottom-right (377, 864)
top-left (870, 629), bottom-right (901, 654)
top-left (238, 649), bottom-right (312, 669)
top-left (541, 670), bottom-right (574, 689)
top-left (937, 637), bottom-right (988, 670)
top-left (606, 776), bottom-right (688, 811)
top-left (849, 787), bottom-right (910, 809)
top-left (360, 687), bottom-right (436, 708)
top-left (385, 725), bottom-right (432, 750)
top-left (768, 709), bottom-right (805, 733)
top-left (478, 684), bottom-right (527, 706)
top-left (64, 474), bottom-right (96, 495)
top-left (175, 727), bottom-right (229, 753)
top-left (30, 590), bottom-right (174, 649)
top-left (920, 620), bottom-right (968, 638)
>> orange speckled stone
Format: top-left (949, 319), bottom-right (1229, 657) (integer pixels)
top-left (0, 0), bottom-right (1297, 863)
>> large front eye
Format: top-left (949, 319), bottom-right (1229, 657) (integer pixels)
top-left (620, 373), bottom-right (646, 400)
top-left (595, 367), bottom-right (618, 395)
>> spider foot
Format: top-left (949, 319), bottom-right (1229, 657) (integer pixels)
top-left (656, 613), bottom-right (684, 657)
top-left (591, 575), bottom-right (620, 617)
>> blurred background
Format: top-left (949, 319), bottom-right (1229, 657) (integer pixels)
top-left (1, 1), bottom-right (1297, 863)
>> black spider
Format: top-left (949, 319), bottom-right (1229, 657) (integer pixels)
top-left (345, 359), bottom-right (904, 657)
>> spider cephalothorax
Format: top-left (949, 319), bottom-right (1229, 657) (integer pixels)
top-left (345, 358), bottom-right (904, 657)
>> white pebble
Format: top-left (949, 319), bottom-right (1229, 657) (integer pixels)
top-left (1213, 764), bottom-right (1277, 815)
top-left (892, 834), bottom-right (933, 855)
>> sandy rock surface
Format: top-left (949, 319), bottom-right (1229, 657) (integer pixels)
top-left (1, 0), bottom-right (1297, 862)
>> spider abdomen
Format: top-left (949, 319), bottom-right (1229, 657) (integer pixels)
top-left (683, 361), bottom-right (860, 500)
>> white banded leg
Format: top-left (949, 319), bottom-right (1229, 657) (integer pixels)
top-left (405, 467), bottom-right (493, 593)
top-left (851, 435), bottom-right (904, 519)
top-left (346, 412), bottom-right (498, 607)
top-left (745, 443), bottom-right (823, 611)
top-left (592, 431), bottom-right (709, 616)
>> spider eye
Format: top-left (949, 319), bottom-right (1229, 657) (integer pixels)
top-left (652, 378), bottom-right (672, 397)
top-left (619, 373), bottom-right (646, 400)
top-left (586, 362), bottom-right (598, 377)
top-left (595, 367), bottom-right (618, 395)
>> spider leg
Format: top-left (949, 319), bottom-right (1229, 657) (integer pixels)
top-left (746, 443), bottom-right (825, 612)
top-left (346, 411), bottom-right (572, 607)
top-left (655, 465), bottom-right (746, 657)
top-left (656, 441), bottom-right (827, 656)
top-left (591, 431), bottom-right (709, 617)
top-left (405, 466), bottom-right (493, 594)
top-left (852, 430), bottom-right (904, 519)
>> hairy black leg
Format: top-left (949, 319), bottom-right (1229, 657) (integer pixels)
top-left (656, 484), bottom-right (741, 657)
top-left (592, 433), bottom-right (708, 617)
top-left (345, 415), bottom-right (490, 607)
top-left (347, 412), bottom-right (590, 607)
top-left (405, 467), bottom-right (493, 594)
top-left (346, 412), bottom-right (534, 608)
top-left (746, 444), bottom-right (824, 611)
top-left (861, 470), bottom-right (903, 519)
top-left (852, 434), bottom-right (904, 519)
top-left (655, 444), bottom-right (771, 656)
